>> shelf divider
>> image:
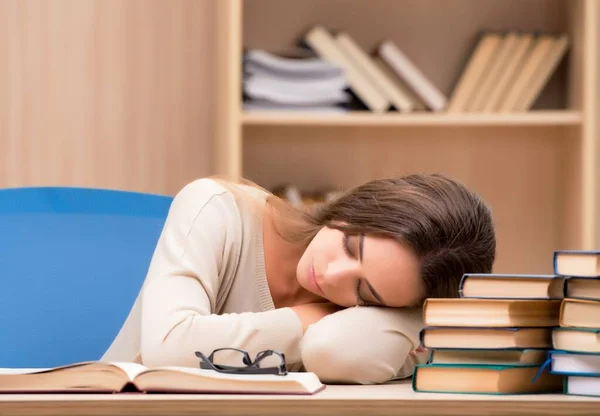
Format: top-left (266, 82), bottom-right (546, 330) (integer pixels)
top-left (241, 110), bottom-right (582, 127)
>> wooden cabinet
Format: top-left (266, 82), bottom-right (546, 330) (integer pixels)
top-left (215, 0), bottom-right (600, 274)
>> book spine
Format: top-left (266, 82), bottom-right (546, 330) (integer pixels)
top-left (419, 328), bottom-right (427, 348)
top-left (411, 365), bottom-right (421, 392)
top-left (457, 274), bottom-right (468, 297)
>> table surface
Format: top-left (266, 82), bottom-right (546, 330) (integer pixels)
top-left (1, 380), bottom-right (599, 416)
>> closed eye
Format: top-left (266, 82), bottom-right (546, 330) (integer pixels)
top-left (355, 280), bottom-right (369, 306)
top-left (342, 232), bottom-right (354, 258)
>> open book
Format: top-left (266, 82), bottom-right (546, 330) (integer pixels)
top-left (0, 361), bottom-right (325, 395)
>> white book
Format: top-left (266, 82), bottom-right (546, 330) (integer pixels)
top-left (374, 57), bottom-right (427, 111)
top-left (244, 75), bottom-right (351, 105)
top-left (335, 32), bottom-right (414, 113)
top-left (243, 100), bottom-right (348, 113)
top-left (304, 26), bottom-right (390, 113)
top-left (244, 49), bottom-right (344, 79)
top-left (565, 376), bottom-right (600, 397)
top-left (551, 352), bottom-right (600, 375)
top-left (378, 40), bottom-right (448, 111)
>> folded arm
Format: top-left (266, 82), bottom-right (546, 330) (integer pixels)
top-left (300, 305), bottom-right (427, 384)
top-left (140, 180), bottom-right (304, 368)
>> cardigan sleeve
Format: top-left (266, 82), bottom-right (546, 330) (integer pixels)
top-left (140, 180), bottom-right (303, 368)
top-left (299, 305), bottom-right (427, 384)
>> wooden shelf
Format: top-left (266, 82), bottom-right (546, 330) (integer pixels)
top-left (242, 110), bottom-right (583, 127)
top-left (217, 0), bottom-right (600, 273)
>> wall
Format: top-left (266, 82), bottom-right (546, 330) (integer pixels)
top-left (0, 0), bottom-right (215, 196)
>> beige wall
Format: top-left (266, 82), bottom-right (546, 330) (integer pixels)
top-left (0, 0), bottom-right (216, 196)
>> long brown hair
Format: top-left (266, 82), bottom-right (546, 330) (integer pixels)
top-left (214, 173), bottom-right (496, 303)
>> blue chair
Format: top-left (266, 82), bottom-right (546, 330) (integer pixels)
top-left (0, 187), bottom-right (173, 368)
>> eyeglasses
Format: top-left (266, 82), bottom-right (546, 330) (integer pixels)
top-left (194, 348), bottom-right (288, 376)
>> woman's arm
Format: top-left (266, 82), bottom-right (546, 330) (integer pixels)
top-left (300, 305), bottom-right (427, 384)
top-left (140, 180), bottom-right (304, 368)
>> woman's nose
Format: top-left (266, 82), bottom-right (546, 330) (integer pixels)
top-left (322, 258), bottom-right (358, 285)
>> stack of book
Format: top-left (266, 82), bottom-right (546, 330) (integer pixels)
top-left (412, 270), bottom-right (565, 394)
top-left (242, 49), bottom-right (351, 113)
top-left (547, 251), bottom-right (600, 397)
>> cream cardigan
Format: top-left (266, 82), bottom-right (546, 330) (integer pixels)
top-left (101, 178), bottom-right (426, 384)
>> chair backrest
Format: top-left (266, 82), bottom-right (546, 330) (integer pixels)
top-left (0, 187), bottom-right (173, 368)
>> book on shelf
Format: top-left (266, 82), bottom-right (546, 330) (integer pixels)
top-left (373, 56), bottom-right (427, 111)
top-left (243, 100), bottom-right (348, 114)
top-left (482, 33), bottom-right (535, 112)
top-left (334, 32), bottom-right (414, 113)
top-left (467, 32), bottom-right (521, 112)
top-left (496, 35), bottom-right (557, 112)
top-left (446, 32), bottom-right (504, 112)
top-left (303, 26), bottom-right (390, 113)
top-left (244, 48), bottom-right (344, 79)
top-left (242, 26), bottom-right (568, 115)
top-left (514, 34), bottom-right (569, 111)
top-left (243, 74), bottom-right (351, 106)
top-left (0, 361), bottom-right (325, 395)
top-left (242, 48), bottom-right (351, 113)
top-left (449, 31), bottom-right (569, 113)
top-left (377, 40), bottom-right (448, 112)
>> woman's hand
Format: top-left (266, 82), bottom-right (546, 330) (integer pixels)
top-left (409, 344), bottom-right (428, 356)
top-left (291, 302), bottom-right (343, 333)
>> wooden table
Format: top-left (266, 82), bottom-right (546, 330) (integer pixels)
top-left (1, 380), bottom-right (599, 416)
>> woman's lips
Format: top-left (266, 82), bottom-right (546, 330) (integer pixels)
top-left (310, 263), bottom-right (324, 295)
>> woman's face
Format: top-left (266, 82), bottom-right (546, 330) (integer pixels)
top-left (296, 226), bottom-right (423, 308)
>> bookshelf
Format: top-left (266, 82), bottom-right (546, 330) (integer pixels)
top-left (215, 0), bottom-right (600, 275)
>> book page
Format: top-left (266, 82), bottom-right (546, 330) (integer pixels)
top-left (141, 366), bottom-right (322, 384)
top-left (109, 362), bottom-right (148, 381)
top-left (0, 361), bottom-right (94, 375)
top-left (0, 368), bottom-right (52, 375)
top-left (0, 361), bottom-right (147, 380)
